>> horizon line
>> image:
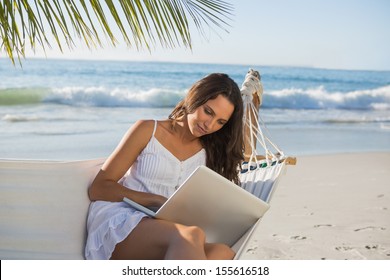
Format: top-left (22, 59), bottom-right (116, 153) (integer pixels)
top-left (1, 56), bottom-right (389, 72)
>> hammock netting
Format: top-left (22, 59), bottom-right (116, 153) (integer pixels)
top-left (239, 69), bottom-right (293, 203)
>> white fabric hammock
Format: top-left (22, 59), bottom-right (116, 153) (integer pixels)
top-left (0, 159), bottom-right (104, 259)
top-left (0, 158), bottom-right (271, 260)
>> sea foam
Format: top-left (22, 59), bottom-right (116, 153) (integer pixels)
top-left (1, 85), bottom-right (389, 110)
top-left (263, 85), bottom-right (390, 110)
top-left (44, 86), bottom-right (185, 107)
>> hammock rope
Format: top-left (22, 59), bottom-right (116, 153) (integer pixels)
top-left (239, 69), bottom-right (295, 203)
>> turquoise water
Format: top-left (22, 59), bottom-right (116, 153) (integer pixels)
top-left (1, 58), bottom-right (389, 160)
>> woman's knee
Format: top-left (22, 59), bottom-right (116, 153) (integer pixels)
top-left (205, 243), bottom-right (235, 260)
top-left (174, 225), bottom-right (206, 245)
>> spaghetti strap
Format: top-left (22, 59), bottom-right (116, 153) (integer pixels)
top-left (152, 120), bottom-right (157, 137)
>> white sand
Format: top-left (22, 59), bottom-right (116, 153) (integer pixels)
top-left (239, 152), bottom-right (390, 260)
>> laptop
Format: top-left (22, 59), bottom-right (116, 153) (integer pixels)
top-left (123, 165), bottom-right (269, 246)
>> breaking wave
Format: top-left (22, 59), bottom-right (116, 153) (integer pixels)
top-left (1, 85), bottom-right (389, 110)
top-left (263, 85), bottom-right (390, 110)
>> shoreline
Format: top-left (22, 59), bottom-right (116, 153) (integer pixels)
top-left (239, 152), bottom-right (390, 260)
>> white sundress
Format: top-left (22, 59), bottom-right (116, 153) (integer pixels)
top-left (84, 120), bottom-right (206, 260)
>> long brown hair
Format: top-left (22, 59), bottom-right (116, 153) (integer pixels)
top-left (169, 73), bottom-right (244, 184)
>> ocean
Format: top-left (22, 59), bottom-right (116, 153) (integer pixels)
top-left (1, 58), bottom-right (389, 160)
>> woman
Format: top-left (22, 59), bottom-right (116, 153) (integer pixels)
top-left (85, 73), bottom-right (244, 260)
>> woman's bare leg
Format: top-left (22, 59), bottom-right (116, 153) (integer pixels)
top-left (111, 218), bottom-right (208, 260)
top-left (111, 218), bottom-right (235, 260)
top-left (205, 243), bottom-right (235, 260)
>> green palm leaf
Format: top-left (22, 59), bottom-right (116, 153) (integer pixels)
top-left (0, 0), bottom-right (233, 64)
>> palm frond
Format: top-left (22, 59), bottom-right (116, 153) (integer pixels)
top-left (0, 0), bottom-right (234, 65)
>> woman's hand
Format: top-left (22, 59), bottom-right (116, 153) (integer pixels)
top-left (142, 192), bottom-right (168, 208)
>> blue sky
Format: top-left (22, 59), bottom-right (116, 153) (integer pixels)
top-left (21, 0), bottom-right (390, 71)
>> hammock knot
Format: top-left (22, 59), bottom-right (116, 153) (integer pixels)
top-left (241, 68), bottom-right (263, 106)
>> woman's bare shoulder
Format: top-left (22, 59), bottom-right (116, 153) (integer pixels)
top-left (101, 120), bottom-right (156, 172)
top-left (122, 119), bottom-right (155, 144)
top-left (156, 119), bottom-right (173, 130)
top-left (132, 119), bottom-right (155, 131)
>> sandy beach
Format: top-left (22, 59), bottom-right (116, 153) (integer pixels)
top-left (239, 152), bottom-right (390, 260)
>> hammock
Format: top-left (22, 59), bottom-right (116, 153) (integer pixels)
top-left (0, 159), bottom-right (104, 259)
top-left (232, 69), bottom-right (296, 258)
top-left (0, 69), bottom-right (295, 260)
top-left (239, 69), bottom-right (296, 203)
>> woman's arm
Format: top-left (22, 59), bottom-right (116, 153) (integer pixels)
top-left (88, 120), bottom-right (167, 207)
